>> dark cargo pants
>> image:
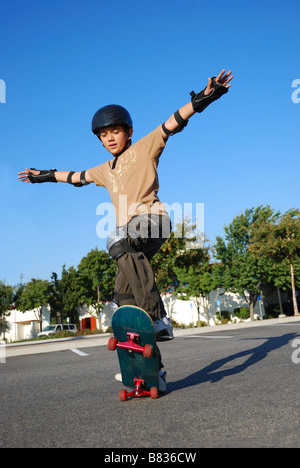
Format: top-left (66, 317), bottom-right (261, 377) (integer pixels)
top-left (113, 214), bottom-right (171, 319)
top-left (108, 214), bottom-right (172, 369)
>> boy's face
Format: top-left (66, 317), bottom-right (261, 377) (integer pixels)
top-left (99, 125), bottom-right (133, 156)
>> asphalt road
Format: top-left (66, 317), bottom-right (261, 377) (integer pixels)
top-left (1, 321), bottom-right (300, 449)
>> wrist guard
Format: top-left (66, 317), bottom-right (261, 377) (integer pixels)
top-left (162, 110), bottom-right (189, 137)
top-left (190, 77), bottom-right (228, 113)
top-left (28, 168), bottom-right (57, 184)
top-left (67, 170), bottom-right (90, 187)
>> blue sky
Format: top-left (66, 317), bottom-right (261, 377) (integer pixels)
top-left (0, 0), bottom-right (299, 286)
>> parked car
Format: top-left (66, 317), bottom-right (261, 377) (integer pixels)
top-left (38, 324), bottom-right (77, 337)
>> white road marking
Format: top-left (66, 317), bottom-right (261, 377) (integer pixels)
top-left (71, 349), bottom-right (89, 356)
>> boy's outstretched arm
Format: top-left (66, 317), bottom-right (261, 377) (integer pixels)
top-left (17, 168), bottom-right (94, 186)
top-left (161, 69), bottom-right (233, 140)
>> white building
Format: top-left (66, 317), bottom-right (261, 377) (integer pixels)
top-left (1, 306), bottom-right (50, 342)
top-left (1, 290), bottom-right (264, 342)
top-left (163, 289), bottom-right (264, 326)
top-left (78, 289), bottom-right (263, 331)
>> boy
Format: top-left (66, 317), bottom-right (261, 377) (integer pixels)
top-left (18, 69), bottom-right (233, 391)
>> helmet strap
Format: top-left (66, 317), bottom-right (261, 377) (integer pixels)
top-left (111, 138), bottom-right (132, 169)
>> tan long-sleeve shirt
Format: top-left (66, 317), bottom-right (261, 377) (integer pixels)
top-left (88, 126), bottom-right (168, 226)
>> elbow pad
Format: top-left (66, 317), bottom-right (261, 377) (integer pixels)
top-left (190, 77), bottom-right (228, 113)
top-left (28, 168), bottom-right (57, 183)
top-left (162, 110), bottom-right (189, 137)
top-left (67, 170), bottom-right (90, 187)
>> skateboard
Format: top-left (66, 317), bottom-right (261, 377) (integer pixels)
top-left (108, 305), bottom-right (159, 401)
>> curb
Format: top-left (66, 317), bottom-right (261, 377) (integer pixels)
top-left (174, 315), bottom-right (300, 336)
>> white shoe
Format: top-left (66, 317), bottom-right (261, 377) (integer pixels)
top-left (115, 373), bottom-right (122, 382)
top-left (153, 316), bottom-right (174, 341)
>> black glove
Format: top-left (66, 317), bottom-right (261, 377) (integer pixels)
top-left (190, 77), bottom-right (228, 113)
top-left (28, 168), bottom-right (57, 183)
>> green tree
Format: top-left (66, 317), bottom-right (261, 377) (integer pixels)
top-left (151, 217), bottom-right (203, 293)
top-left (0, 281), bottom-right (14, 339)
top-left (48, 271), bottom-right (64, 323)
top-left (57, 265), bottom-right (84, 323)
top-left (17, 278), bottom-right (51, 331)
top-left (214, 206), bottom-right (279, 321)
top-left (174, 244), bottom-right (217, 326)
top-left (77, 248), bottom-right (116, 329)
top-left (249, 209), bottom-right (300, 316)
top-left (152, 218), bottom-right (216, 325)
top-left (151, 230), bottom-right (182, 293)
top-left (49, 266), bottom-right (84, 325)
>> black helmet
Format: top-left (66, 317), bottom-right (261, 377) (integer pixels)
top-left (92, 104), bottom-right (133, 135)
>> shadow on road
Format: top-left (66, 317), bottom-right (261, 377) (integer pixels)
top-left (167, 333), bottom-right (298, 394)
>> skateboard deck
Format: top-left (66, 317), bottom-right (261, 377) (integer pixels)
top-left (108, 305), bottom-right (159, 400)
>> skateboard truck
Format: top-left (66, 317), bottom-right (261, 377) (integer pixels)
top-left (119, 379), bottom-right (158, 401)
top-left (108, 334), bottom-right (158, 401)
top-left (108, 333), bottom-right (153, 358)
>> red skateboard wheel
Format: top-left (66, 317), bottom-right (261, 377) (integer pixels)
top-left (150, 387), bottom-right (158, 399)
top-left (119, 389), bottom-right (127, 401)
top-left (143, 344), bottom-right (152, 359)
top-left (107, 337), bottom-right (117, 351)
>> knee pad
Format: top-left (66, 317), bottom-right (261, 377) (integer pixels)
top-left (107, 226), bottom-right (136, 260)
top-left (109, 238), bottom-right (137, 260)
